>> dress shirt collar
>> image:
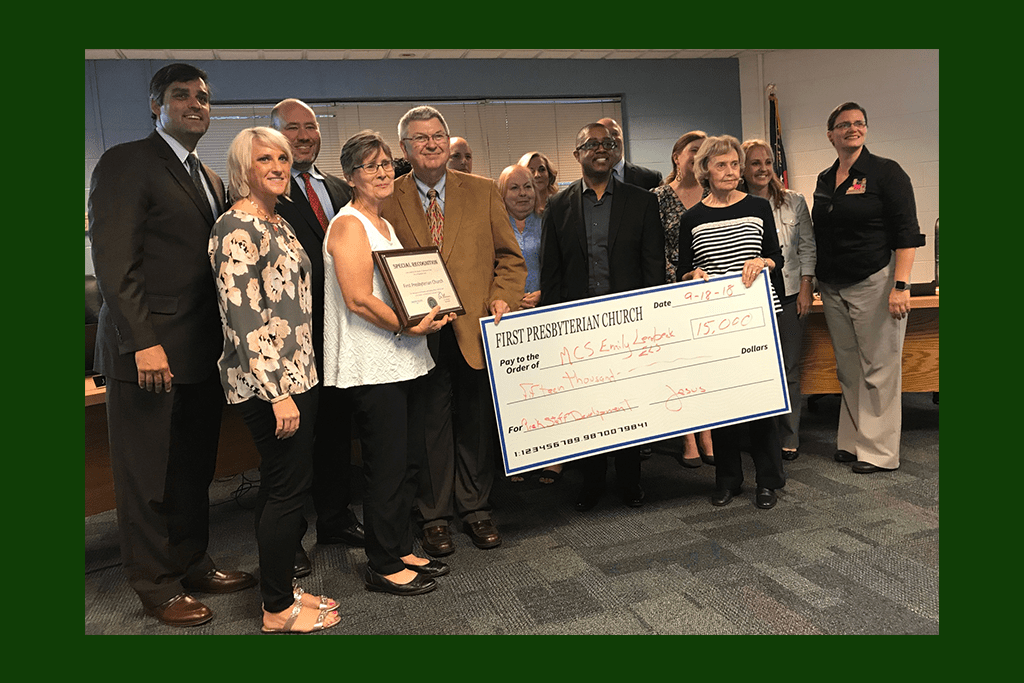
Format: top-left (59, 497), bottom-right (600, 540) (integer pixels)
top-left (413, 170), bottom-right (447, 211)
top-left (156, 127), bottom-right (196, 166)
top-left (292, 165), bottom-right (327, 182)
top-left (611, 157), bottom-right (626, 179)
top-left (582, 173), bottom-right (617, 198)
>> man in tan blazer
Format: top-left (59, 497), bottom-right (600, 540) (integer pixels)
top-left (382, 105), bottom-right (526, 557)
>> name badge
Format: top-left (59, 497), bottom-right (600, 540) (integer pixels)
top-left (846, 178), bottom-right (867, 194)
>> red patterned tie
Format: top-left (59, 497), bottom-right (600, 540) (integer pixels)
top-left (427, 189), bottom-right (444, 249)
top-left (301, 172), bottom-right (329, 232)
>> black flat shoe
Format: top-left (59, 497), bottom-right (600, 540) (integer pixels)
top-left (575, 485), bottom-right (605, 512)
top-left (711, 487), bottom-right (741, 506)
top-left (404, 559), bottom-right (450, 578)
top-left (318, 522), bottom-right (366, 547)
top-left (833, 450), bottom-right (856, 463)
top-left (755, 487), bottom-right (777, 509)
top-left (364, 566), bottom-right (437, 596)
top-left (621, 484), bottom-right (645, 508)
top-left (293, 547), bottom-right (312, 579)
top-left (852, 461), bottom-right (897, 474)
top-left (782, 449), bottom-right (799, 461)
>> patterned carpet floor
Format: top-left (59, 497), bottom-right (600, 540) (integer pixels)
top-left (85, 392), bottom-right (939, 635)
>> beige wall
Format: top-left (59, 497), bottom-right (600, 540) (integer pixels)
top-left (740, 49), bottom-right (939, 284)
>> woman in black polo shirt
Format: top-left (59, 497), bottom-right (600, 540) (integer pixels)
top-left (811, 102), bottom-right (925, 474)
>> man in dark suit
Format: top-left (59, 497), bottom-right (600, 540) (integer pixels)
top-left (269, 98), bottom-right (364, 576)
top-left (382, 106), bottom-right (526, 557)
top-left (598, 117), bottom-right (664, 190)
top-left (540, 122), bottom-right (665, 511)
top-left (89, 63), bottom-right (256, 627)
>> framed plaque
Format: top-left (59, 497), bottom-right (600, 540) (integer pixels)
top-left (373, 246), bottom-right (465, 328)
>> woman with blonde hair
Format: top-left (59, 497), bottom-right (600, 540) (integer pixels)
top-left (741, 138), bottom-right (815, 462)
top-left (517, 151), bottom-right (558, 214)
top-left (210, 126), bottom-right (340, 633)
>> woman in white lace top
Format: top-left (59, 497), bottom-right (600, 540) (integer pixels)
top-left (323, 130), bottom-right (455, 596)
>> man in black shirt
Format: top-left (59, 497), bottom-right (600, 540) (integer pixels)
top-left (541, 122), bottom-right (664, 510)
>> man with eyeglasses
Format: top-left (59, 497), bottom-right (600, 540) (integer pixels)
top-left (270, 99), bottom-right (365, 578)
top-left (540, 122), bottom-right (665, 511)
top-left (597, 117), bottom-right (663, 190)
top-left (811, 101), bottom-right (924, 475)
top-left (382, 105), bottom-right (526, 557)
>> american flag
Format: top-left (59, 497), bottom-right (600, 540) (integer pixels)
top-left (769, 93), bottom-right (789, 189)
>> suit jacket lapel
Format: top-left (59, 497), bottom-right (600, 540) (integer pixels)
top-left (569, 180), bottom-right (587, 261)
top-left (149, 132), bottom-right (214, 225)
top-left (608, 180), bottom-right (627, 249)
top-left (290, 176), bottom-right (324, 231)
top-left (199, 162), bottom-right (224, 216)
top-left (440, 171), bottom-right (463, 260)
top-left (321, 170), bottom-right (351, 218)
top-left (396, 174), bottom-right (431, 248)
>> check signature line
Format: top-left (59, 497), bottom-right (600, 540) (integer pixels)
top-left (651, 377), bottom-right (776, 407)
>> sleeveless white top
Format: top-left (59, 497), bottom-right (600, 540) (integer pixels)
top-left (322, 204), bottom-right (433, 388)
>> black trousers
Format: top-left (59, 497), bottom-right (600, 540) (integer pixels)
top-left (579, 447), bottom-right (642, 493)
top-left (237, 388), bottom-right (317, 613)
top-left (106, 374), bottom-right (223, 607)
top-left (349, 380), bottom-right (423, 575)
top-left (416, 326), bottom-right (496, 528)
top-left (304, 385), bottom-right (358, 539)
top-left (711, 417), bottom-right (786, 491)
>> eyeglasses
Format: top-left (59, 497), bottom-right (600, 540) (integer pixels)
top-left (352, 159), bottom-right (394, 175)
top-left (832, 120), bottom-right (867, 131)
top-left (575, 139), bottom-right (618, 152)
top-left (402, 132), bottom-right (449, 146)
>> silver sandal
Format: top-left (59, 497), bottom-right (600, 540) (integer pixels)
top-left (261, 598), bottom-right (338, 634)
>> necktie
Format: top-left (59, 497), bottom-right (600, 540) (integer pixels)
top-left (187, 154), bottom-right (213, 216)
top-left (427, 189), bottom-right (444, 249)
top-left (301, 172), bottom-right (330, 232)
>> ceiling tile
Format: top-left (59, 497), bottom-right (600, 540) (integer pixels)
top-left (500, 50), bottom-right (542, 59)
top-left (346, 50), bottom-right (389, 60)
top-left (168, 50), bottom-right (216, 61)
top-left (218, 50), bottom-right (260, 60)
top-left (119, 49), bottom-right (170, 60)
top-left (261, 50), bottom-right (304, 60)
top-left (305, 50), bottom-right (348, 60)
top-left (84, 50), bottom-right (121, 59)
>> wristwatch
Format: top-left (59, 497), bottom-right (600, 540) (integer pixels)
top-left (893, 281), bottom-right (908, 291)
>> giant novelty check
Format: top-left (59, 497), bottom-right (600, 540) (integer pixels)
top-left (480, 271), bottom-right (790, 476)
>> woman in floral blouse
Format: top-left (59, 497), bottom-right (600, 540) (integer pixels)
top-left (209, 127), bottom-right (339, 634)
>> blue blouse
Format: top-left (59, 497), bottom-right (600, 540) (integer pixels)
top-left (510, 212), bottom-right (542, 293)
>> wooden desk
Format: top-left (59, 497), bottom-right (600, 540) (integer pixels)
top-left (799, 295), bottom-right (939, 395)
top-left (85, 377), bottom-right (261, 516)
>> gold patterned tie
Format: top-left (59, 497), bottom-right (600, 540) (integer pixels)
top-left (427, 189), bottom-right (443, 249)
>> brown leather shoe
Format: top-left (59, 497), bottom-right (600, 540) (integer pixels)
top-left (144, 593), bottom-right (213, 627)
top-left (183, 568), bottom-right (258, 594)
top-left (464, 519), bottom-right (502, 549)
top-left (421, 525), bottom-right (455, 557)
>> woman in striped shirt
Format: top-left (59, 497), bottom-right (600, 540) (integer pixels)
top-left (675, 135), bottom-right (787, 510)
